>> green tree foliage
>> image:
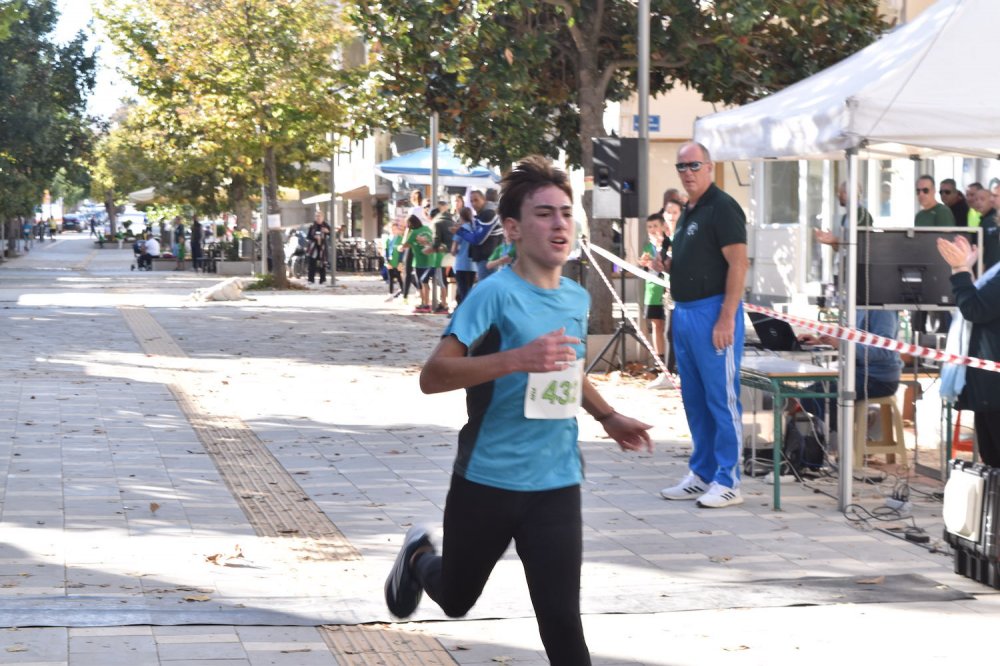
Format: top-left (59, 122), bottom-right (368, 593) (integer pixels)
top-left (97, 0), bottom-right (350, 284)
top-left (346, 0), bottom-right (885, 330)
top-left (348, 0), bottom-right (885, 171)
top-left (0, 0), bottom-right (96, 220)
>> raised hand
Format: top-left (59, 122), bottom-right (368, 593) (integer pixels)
top-left (514, 328), bottom-right (580, 373)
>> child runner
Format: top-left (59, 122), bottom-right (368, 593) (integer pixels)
top-left (403, 214), bottom-right (435, 313)
top-left (384, 155), bottom-right (653, 665)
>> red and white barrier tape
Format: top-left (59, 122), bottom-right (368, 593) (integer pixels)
top-left (580, 240), bottom-right (1000, 374)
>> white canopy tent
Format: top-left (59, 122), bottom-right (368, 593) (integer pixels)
top-left (695, 0), bottom-right (1000, 162)
top-left (693, 0), bottom-right (998, 507)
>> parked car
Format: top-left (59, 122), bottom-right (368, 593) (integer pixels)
top-left (61, 214), bottom-right (82, 232)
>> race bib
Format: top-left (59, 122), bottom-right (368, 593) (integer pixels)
top-left (524, 359), bottom-right (583, 420)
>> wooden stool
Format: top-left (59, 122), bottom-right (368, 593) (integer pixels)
top-left (853, 395), bottom-right (907, 467)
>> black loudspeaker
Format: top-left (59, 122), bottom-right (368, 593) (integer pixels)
top-left (592, 137), bottom-right (639, 219)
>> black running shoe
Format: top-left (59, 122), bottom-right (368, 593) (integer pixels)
top-left (384, 525), bottom-right (433, 619)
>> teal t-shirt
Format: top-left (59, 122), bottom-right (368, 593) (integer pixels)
top-left (443, 268), bottom-right (589, 492)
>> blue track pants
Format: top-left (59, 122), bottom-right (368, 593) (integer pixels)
top-left (673, 294), bottom-right (744, 488)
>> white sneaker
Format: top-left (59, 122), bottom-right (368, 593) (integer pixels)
top-left (660, 472), bottom-right (708, 500)
top-left (697, 482), bottom-right (744, 508)
top-left (646, 374), bottom-right (676, 390)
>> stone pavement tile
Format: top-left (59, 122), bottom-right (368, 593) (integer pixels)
top-left (68, 634), bottom-right (157, 666)
top-left (156, 640), bottom-right (247, 661)
top-left (70, 628), bottom-right (153, 637)
top-left (157, 662), bottom-right (249, 666)
top-left (0, 627), bottom-right (67, 663)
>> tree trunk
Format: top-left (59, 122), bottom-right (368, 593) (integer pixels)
top-left (263, 144), bottom-right (288, 288)
top-left (578, 55), bottom-right (615, 335)
top-left (229, 172), bottom-right (253, 232)
top-left (104, 191), bottom-right (117, 237)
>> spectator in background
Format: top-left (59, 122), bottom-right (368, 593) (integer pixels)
top-left (431, 199), bottom-right (455, 313)
top-left (409, 188), bottom-right (431, 225)
top-left (173, 217), bottom-right (187, 271)
top-left (984, 183), bottom-right (1000, 270)
top-left (484, 227), bottom-right (516, 273)
top-left (384, 222), bottom-right (405, 300)
top-left (914, 175), bottom-right (953, 227)
top-left (967, 183), bottom-right (984, 228)
top-left (640, 213), bottom-right (671, 389)
top-left (403, 213), bottom-right (435, 313)
top-left (797, 310), bottom-right (901, 434)
top-left (661, 187), bottom-right (684, 212)
top-left (190, 215), bottom-right (204, 272)
top-left (939, 179), bottom-right (969, 227)
top-left (938, 234), bottom-right (1000, 466)
top-left (466, 189), bottom-right (501, 280)
top-left (659, 141), bottom-right (749, 509)
top-left (136, 235), bottom-right (160, 271)
top-left (305, 209), bottom-right (331, 284)
top-left (452, 206), bottom-right (477, 307)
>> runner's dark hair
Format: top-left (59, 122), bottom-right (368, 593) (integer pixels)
top-left (498, 155), bottom-right (572, 222)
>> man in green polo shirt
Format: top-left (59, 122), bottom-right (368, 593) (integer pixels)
top-left (659, 141), bottom-right (749, 509)
top-left (915, 175), bottom-right (954, 227)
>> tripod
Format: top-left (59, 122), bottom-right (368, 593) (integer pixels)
top-left (586, 263), bottom-right (645, 374)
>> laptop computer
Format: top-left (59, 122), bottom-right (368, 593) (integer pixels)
top-left (747, 312), bottom-right (833, 352)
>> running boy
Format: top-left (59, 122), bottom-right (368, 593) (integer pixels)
top-left (384, 155), bottom-right (652, 665)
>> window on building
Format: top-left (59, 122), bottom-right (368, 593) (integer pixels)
top-left (806, 161), bottom-right (825, 282)
top-left (764, 161), bottom-right (799, 224)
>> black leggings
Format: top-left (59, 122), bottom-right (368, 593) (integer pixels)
top-left (387, 267), bottom-right (404, 295)
top-left (414, 475), bottom-right (590, 666)
top-left (454, 270), bottom-right (477, 304)
top-left (402, 252), bottom-right (419, 298)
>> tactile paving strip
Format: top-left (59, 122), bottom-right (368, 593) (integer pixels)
top-left (120, 305), bottom-right (359, 560)
top-left (320, 625), bottom-right (457, 665)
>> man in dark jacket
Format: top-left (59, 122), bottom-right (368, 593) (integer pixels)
top-left (190, 216), bottom-right (204, 272)
top-left (939, 179), bottom-right (969, 227)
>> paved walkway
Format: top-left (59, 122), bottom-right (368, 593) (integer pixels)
top-left (0, 234), bottom-right (996, 665)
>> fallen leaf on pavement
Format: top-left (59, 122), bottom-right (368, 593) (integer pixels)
top-left (6, 645), bottom-right (27, 652)
top-left (183, 595), bottom-right (212, 602)
top-left (149, 502), bottom-right (161, 514)
top-left (205, 545), bottom-right (245, 566)
top-left (856, 575), bottom-right (885, 585)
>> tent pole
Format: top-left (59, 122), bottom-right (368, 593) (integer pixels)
top-left (839, 148), bottom-right (859, 510)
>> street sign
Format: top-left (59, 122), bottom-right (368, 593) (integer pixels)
top-left (632, 114), bottom-right (660, 133)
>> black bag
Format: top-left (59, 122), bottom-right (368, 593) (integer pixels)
top-left (783, 413), bottom-right (826, 472)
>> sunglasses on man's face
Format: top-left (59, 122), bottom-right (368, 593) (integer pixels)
top-left (675, 161), bottom-right (705, 172)
top-left (940, 189), bottom-right (954, 195)
top-left (916, 187), bottom-right (931, 194)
